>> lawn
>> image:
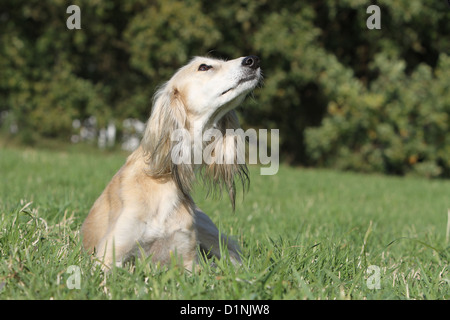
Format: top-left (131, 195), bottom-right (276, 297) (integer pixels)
top-left (0, 146), bottom-right (449, 300)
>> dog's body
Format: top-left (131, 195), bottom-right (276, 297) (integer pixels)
top-left (81, 56), bottom-right (261, 269)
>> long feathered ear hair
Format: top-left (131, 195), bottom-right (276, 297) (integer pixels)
top-left (142, 83), bottom-right (249, 209)
top-left (141, 83), bottom-right (194, 197)
top-left (200, 110), bottom-right (250, 210)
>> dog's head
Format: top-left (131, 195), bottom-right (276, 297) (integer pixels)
top-left (167, 55), bottom-right (261, 127)
top-left (142, 56), bottom-right (261, 207)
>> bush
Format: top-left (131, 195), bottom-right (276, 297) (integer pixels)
top-left (305, 53), bottom-right (450, 178)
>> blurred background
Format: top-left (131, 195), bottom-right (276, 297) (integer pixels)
top-left (1, 0), bottom-right (449, 178)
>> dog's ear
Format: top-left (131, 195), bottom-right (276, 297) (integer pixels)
top-left (142, 84), bottom-right (194, 195)
top-left (201, 110), bottom-right (249, 210)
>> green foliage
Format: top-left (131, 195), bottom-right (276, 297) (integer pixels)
top-left (305, 53), bottom-right (450, 178)
top-left (1, 0), bottom-right (449, 177)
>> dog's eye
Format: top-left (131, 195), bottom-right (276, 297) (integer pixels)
top-left (198, 64), bottom-right (212, 71)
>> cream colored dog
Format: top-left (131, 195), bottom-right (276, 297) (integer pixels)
top-left (81, 56), bottom-right (261, 270)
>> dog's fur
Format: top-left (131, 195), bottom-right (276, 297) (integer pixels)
top-left (81, 56), bottom-right (261, 270)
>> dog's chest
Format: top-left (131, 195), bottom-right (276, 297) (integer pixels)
top-left (139, 190), bottom-right (194, 245)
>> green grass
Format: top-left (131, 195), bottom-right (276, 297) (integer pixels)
top-left (0, 146), bottom-right (449, 299)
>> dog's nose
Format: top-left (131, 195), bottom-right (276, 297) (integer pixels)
top-left (242, 55), bottom-right (260, 69)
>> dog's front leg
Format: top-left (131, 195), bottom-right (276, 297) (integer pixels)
top-left (194, 208), bottom-right (242, 264)
top-left (95, 213), bottom-right (145, 269)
